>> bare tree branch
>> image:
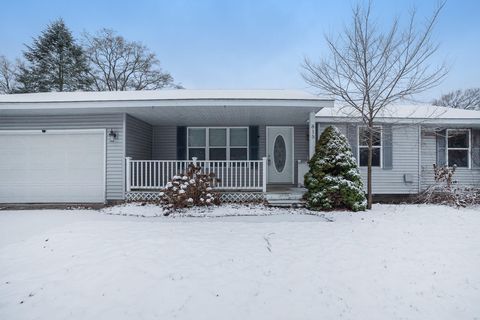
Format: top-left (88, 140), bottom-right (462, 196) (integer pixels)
top-left (83, 29), bottom-right (181, 91)
top-left (433, 88), bottom-right (480, 110)
top-left (0, 55), bottom-right (19, 94)
top-left (301, 1), bottom-right (448, 209)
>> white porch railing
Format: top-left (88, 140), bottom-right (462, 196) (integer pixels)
top-left (126, 157), bottom-right (267, 192)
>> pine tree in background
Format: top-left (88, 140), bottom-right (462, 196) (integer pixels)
top-left (16, 19), bottom-right (91, 92)
top-left (304, 126), bottom-right (366, 211)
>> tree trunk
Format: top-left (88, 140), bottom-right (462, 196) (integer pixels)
top-left (367, 125), bottom-right (373, 209)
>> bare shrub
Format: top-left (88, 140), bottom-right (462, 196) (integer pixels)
top-left (160, 164), bottom-right (220, 211)
top-left (418, 164), bottom-right (480, 207)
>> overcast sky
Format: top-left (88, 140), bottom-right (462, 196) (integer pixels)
top-left (1, 0), bottom-right (479, 101)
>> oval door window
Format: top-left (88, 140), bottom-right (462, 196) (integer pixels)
top-left (274, 135), bottom-right (286, 172)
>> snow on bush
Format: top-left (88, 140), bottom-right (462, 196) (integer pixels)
top-left (419, 164), bottom-right (480, 207)
top-left (160, 164), bottom-right (220, 211)
top-left (304, 125), bottom-right (366, 211)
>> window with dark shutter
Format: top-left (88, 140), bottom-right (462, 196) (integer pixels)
top-left (358, 126), bottom-right (382, 167)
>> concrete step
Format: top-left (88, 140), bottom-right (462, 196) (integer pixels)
top-left (266, 199), bottom-right (306, 208)
top-left (265, 192), bottom-right (305, 201)
top-left (264, 187), bottom-right (306, 207)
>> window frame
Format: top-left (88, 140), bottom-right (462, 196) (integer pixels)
top-left (187, 127), bottom-right (249, 161)
top-left (446, 128), bottom-right (471, 169)
top-left (357, 126), bottom-right (383, 168)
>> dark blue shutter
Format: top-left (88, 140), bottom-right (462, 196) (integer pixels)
top-left (436, 129), bottom-right (446, 166)
top-left (346, 124), bottom-right (358, 160)
top-left (177, 126), bottom-right (187, 160)
top-left (249, 126), bottom-right (259, 160)
top-left (382, 125), bottom-right (393, 169)
top-left (472, 129), bottom-right (480, 168)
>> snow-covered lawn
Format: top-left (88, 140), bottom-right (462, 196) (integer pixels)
top-left (0, 204), bottom-right (479, 320)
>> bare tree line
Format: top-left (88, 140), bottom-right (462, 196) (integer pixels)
top-left (433, 88), bottom-right (480, 110)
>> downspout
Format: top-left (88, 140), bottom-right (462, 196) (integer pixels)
top-left (418, 125), bottom-right (422, 193)
top-left (309, 111), bottom-right (316, 159)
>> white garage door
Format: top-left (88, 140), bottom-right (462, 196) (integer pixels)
top-left (0, 130), bottom-right (105, 203)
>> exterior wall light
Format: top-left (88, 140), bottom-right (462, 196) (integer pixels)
top-left (108, 129), bottom-right (117, 142)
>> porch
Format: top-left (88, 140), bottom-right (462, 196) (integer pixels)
top-left (126, 157), bottom-right (268, 192)
top-left (124, 157), bottom-right (307, 205)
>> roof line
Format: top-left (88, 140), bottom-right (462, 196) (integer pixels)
top-left (0, 97), bottom-right (333, 104)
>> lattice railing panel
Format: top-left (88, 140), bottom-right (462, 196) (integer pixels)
top-left (125, 191), bottom-right (264, 203)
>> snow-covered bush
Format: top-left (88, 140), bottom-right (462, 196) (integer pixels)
top-left (304, 126), bottom-right (366, 211)
top-left (418, 164), bottom-right (480, 207)
top-left (160, 164), bottom-right (220, 210)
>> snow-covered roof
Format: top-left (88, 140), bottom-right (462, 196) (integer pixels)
top-left (316, 104), bottom-right (480, 124)
top-left (0, 89), bottom-right (330, 104)
top-left (0, 89), bottom-right (333, 126)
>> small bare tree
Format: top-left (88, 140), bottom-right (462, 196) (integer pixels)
top-left (432, 88), bottom-right (480, 110)
top-left (83, 29), bottom-right (181, 91)
top-left (302, 2), bottom-right (448, 209)
top-left (0, 55), bottom-right (19, 94)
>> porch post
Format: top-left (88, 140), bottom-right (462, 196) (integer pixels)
top-left (262, 156), bottom-right (267, 192)
top-left (125, 157), bottom-right (132, 192)
top-left (309, 111), bottom-right (316, 159)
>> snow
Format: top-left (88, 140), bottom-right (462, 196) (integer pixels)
top-left (316, 104), bottom-right (480, 121)
top-left (100, 203), bottom-right (318, 218)
top-left (0, 89), bottom-right (329, 104)
top-left (1, 204), bottom-right (479, 319)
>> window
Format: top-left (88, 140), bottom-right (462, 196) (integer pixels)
top-left (446, 129), bottom-right (470, 168)
top-left (229, 128), bottom-right (248, 160)
top-left (358, 126), bottom-right (382, 167)
top-left (187, 127), bottom-right (248, 160)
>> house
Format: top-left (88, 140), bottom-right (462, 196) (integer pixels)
top-left (0, 90), bottom-right (331, 204)
top-left (316, 105), bottom-right (480, 195)
top-left (0, 90), bottom-right (478, 205)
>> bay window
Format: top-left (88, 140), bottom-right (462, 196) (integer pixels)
top-left (187, 127), bottom-right (248, 160)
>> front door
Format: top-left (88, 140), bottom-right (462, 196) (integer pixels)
top-left (266, 127), bottom-right (294, 184)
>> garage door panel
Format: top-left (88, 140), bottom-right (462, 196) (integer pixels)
top-left (0, 131), bottom-right (105, 203)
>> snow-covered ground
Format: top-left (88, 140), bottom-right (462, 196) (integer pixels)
top-left (0, 204), bottom-right (479, 320)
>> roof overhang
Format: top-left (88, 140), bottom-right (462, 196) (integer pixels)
top-left (315, 116), bottom-right (480, 126)
top-left (315, 104), bottom-right (480, 126)
top-left (0, 95), bottom-right (333, 126)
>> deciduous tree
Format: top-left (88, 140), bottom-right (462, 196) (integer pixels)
top-left (433, 88), bottom-right (480, 110)
top-left (83, 29), bottom-right (179, 91)
top-left (302, 2), bottom-right (447, 208)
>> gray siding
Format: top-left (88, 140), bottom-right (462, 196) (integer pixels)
top-left (125, 114), bottom-right (152, 160)
top-left (152, 126), bottom-right (177, 160)
top-left (150, 125), bottom-right (310, 185)
top-left (258, 125), bottom-right (266, 159)
top-left (0, 114), bottom-right (125, 200)
top-left (294, 125), bottom-right (309, 185)
top-left (421, 128), bottom-right (480, 189)
top-left (152, 125), bottom-right (269, 161)
top-left (317, 122), bottom-right (420, 194)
